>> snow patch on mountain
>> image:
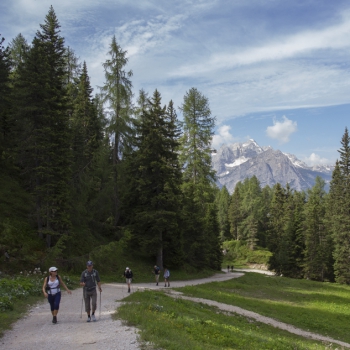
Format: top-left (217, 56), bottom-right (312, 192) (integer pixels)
top-left (225, 156), bottom-right (249, 167)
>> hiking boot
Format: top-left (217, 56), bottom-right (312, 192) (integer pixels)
top-left (87, 316), bottom-right (91, 322)
top-left (156, 283), bottom-right (158, 286)
top-left (91, 314), bottom-right (96, 322)
top-left (52, 316), bottom-right (57, 324)
top-left (164, 284), bottom-right (167, 287)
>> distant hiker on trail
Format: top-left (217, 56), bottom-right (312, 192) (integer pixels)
top-left (231, 265), bottom-right (234, 272)
top-left (227, 265), bottom-right (229, 272)
top-left (163, 267), bottom-right (170, 287)
top-left (80, 261), bottom-right (102, 322)
top-left (153, 265), bottom-right (160, 286)
top-left (123, 267), bottom-right (133, 293)
top-left (42, 266), bottom-right (71, 324)
top-left (4, 250), bottom-right (9, 262)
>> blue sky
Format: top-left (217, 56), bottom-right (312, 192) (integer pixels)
top-left (1, 0), bottom-right (350, 165)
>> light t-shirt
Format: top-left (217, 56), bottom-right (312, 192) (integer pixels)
top-left (48, 277), bottom-right (60, 295)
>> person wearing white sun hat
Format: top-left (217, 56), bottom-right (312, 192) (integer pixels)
top-left (42, 267), bottom-right (71, 324)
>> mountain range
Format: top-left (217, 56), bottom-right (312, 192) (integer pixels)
top-left (211, 139), bottom-right (333, 193)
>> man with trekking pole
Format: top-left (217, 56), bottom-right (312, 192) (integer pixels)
top-left (80, 260), bottom-right (102, 322)
top-left (123, 267), bottom-right (133, 293)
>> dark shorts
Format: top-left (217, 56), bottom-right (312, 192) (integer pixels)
top-left (48, 292), bottom-right (61, 311)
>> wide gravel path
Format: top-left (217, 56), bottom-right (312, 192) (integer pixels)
top-left (1, 269), bottom-right (349, 349)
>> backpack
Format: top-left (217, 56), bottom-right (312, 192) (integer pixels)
top-left (84, 269), bottom-right (97, 285)
top-left (124, 269), bottom-right (133, 278)
top-left (45, 275), bottom-right (60, 292)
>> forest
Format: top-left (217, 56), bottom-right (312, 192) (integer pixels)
top-left (1, 7), bottom-right (350, 284)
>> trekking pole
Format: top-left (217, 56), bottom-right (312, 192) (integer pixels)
top-left (80, 288), bottom-right (84, 318)
top-left (99, 290), bottom-right (101, 320)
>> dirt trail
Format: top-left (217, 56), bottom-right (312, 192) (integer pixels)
top-left (1, 270), bottom-right (349, 349)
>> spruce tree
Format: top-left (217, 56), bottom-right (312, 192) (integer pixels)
top-left (14, 7), bottom-right (72, 247)
top-left (100, 36), bottom-right (133, 227)
top-left (0, 35), bottom-right (11, 160)
top-left (121, 90), bottom-right (183, 268)
top-left (329, 130), bottom-right (350, 284)
top-left (228, 182), bottom-right (243, 240)
top-left (215, 186), bottom-right (231, 241)
top-left (179, 87), bottom-right (221, 269)
top-left (8, 33), bottom-right (30, 75)
top-left (304, 177), bottom-right (332, 281)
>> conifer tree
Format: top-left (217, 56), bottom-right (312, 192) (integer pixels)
top-left (215, 186), bottom-right (231, 241)
top-left (0, 35), bottom-right (11, 160)
top-left (304, 177), bottom-right (332, 281)
top-left (100, 36), bottom-right (133, 226)
top-left (228, 182), bottom-right (243, 240)
top-left (8, 33), bottom-right (30, 75)
top-left (14, 7), bottom-right (72, 247)
top-left (329, 128), bottom-right (350, 283)
top-left (121, 90), bottom-right (183, 268)
top-left (267, 183), bottom-right (286, 274)
top-left (179, 87), bottom-right (221, 269)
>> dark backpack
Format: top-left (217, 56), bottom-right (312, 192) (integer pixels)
top-left (45, 275), bottom-right (60, 292)
top-left (83, 269), bottom-right (97, 291)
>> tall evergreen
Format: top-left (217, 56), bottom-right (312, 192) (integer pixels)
top-left (228, 182), bottom-right (243, 240)
top-left (14, 7), bottom-right (72, 248)
top-left (179, 87), bottom-right (221, 269)
top-left (100, 36), bottom-right (133, 227)
top-left (304, 177), bottom-right (332, 281)
top-left (121, 90), bottom-right (183, 268)
top-left (0, 35), bottom-right (11, 160)
top-left (8, 33), bottom-right (30, 75)
top-left (215, 186), bottom-right (231, 241)
top-left (329, 129), bottom-right (350, 283)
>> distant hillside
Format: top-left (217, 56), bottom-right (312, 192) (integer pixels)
top-left (211, 139), bottom-right (333, 193)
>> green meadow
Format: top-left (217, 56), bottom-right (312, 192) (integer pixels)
top-left (117, 272), bottom-right (350, 350)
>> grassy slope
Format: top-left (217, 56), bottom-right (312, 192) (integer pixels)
top-left (174, 272), bottom-right (350, 343)
top-left (117, 291), bottom-right (330, 350)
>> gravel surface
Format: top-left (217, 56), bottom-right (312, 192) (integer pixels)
top-left (2, 270), bottom-right (349, 349)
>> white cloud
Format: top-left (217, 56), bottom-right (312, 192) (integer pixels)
top-left (211, 125), bottom-right (236, 149)
top-left (173, 10), bottom-right (350, 77)
top-left (266, 116), bottom-right (297, 143)
top-left (303, 153), bottom-right (330, 166)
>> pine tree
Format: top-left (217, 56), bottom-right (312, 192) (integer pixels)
top-left (228, 182), bottom-right (243, 240)
top-left (329, 129), bottom-right (350, 284)
top-left (0, 34), bottom-right (11, 159)
top-left (100, 36), bottom-right (133, 227)
top-left (8, 33), bottom-right (30, 75)
top-left (215, 186), bottom-right (231, 241)
top-left (267, 183), bottom-right (286, 274)
top-left (304, 177), bottom-right (332, 281)
top-left (14, 7), bottom-right (72, 247)
top-left (121, 90), bottom-right (183, 268)
top-left (179, 87), bottom-right (221, 269)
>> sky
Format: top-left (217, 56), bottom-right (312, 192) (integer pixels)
top-left (1, 0), bottom-right (350, 166)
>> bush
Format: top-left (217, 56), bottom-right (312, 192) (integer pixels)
top-left (223, 240), bottom-right (272, 266)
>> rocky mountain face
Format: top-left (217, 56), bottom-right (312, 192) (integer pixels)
top-left (212, 139), bottom-right (333, 193)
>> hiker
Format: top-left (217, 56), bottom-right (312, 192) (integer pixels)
top-left (227, 265), bottom-right (229, 272)
top-left (4, 250), bottom-right (9, 262)
top-left (123, 267), bottom-right (133, 293)
top-left (153, 265), bottom-right (160, 286)
top-left (42, 266), bottom-right (72, 324)
top-left (163, 267), bottom-right (170, 287)
top-left (231, 265), bottom-right (234, 272)
top-left (80, 260), bottom-right (102, 322)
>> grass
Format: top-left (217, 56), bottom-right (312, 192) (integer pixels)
top-left (174, 272), bottom-right (350, 344)
top-left (116, 290), bottom-right (334, 350)
top-left (0, 273), bottom-right (78, 338)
